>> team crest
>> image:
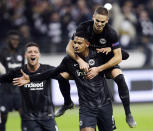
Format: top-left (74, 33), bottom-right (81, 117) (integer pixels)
top-left (99, 38), bottom-right (106, 44)
top-left (88, 59), bottom-right (95, 66)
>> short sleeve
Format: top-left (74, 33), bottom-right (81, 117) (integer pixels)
top-left (110, 29), bottom-right (120, 50)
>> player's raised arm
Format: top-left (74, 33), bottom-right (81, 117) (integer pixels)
top-left (66, 39), bottom-right (89, 72)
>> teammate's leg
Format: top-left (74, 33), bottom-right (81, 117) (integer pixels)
top-left (13, 93), bottom-right (23, 131)
top-left (55, 73), bottom-right (74, 117)
top-left (0, 112), bottom-right (8, 131)
top-left (111, 68), bottom-right (136, 128)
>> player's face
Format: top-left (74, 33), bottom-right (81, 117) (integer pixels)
top-left (73, 36), bottom-right (89, 54)
top-left (8, 35), bottom-right (20, 49)
top-left (25, 46), bottom-right (40, 66)
top-left (93, 14), bottom-right (108, 33)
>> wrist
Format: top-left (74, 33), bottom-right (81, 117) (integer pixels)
top-left (98, 66), bottom-right (104, 72)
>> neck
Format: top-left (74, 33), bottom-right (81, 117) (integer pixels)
top-left (80, 48), bottom-right (89, 58)
top-left (27, 63), bottom-right (40, 72)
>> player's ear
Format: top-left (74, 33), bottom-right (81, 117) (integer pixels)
top-left (86, 41), bottom-right (90, 47)
top-left (92, 14), bottom-right (95, 20)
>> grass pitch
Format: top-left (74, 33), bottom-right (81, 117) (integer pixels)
top-left (6, 103), bottom-right (153, 131)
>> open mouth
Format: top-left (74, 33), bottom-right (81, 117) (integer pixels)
top-left (31, 58), bottom-right (36, 61)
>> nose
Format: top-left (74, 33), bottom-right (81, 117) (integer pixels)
top-left (97, 22), bottom-right (102, 26)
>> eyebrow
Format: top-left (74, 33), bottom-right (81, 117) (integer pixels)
top-left (96, 19), bottom-right (106, 23)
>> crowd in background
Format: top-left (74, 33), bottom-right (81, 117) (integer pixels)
top-left (0, 0), bottom-right (153, 67)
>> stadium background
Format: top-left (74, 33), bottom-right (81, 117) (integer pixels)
top-left (0, 0), bottom-right (153, 130)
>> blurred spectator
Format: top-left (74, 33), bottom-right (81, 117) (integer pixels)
top-left (137, 10), bottom-right (153, 67)
top-left (18, 24), bottom-right (33, 47)
top-left (0, 0), bottom-right (152, 67)
top-left (112, 1), bottom-right (137, 49)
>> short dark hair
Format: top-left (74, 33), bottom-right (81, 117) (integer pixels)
top-left (7, 30), bottom-right (20, 37)
top-left (94, 6), bottom-right (109, 16)
top-left (25, 42), bottom-right (40, 51)
top-left (75, 32), bottom-right (88, 41)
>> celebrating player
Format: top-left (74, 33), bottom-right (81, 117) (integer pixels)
top-left (0, 42), bottom-right (72, 131)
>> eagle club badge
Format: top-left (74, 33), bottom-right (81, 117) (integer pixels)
top-left (88, 59), bottom-right (95, 66)
top-left (99, 38), bottom-right (106, 44)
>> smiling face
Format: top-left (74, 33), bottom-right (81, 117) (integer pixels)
top-left (25, 46), bottom-right (40, 67)
top-left (73, 36), bottom-right (89, 55)
top-left (93, 13), bottom-right (108, 33)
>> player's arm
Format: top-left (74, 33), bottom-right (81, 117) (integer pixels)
top-left (66, 40), bottom-right (89, 72)
top-left (98, 48), bottom-right (122, 71)
top-left (86, 48), bottom-right (122, 79)
top-left (13, 57), bottom-right (68, 86)
top-left (0, 68), bottom-right (18, 83)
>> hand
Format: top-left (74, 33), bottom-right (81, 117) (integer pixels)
top-left (77, 59), bottom-right (89, 73)
top-left (86, 67), bottom-right (100, 79)
top-left (13, 69), bottom-right (30, 86)
top-left (96, 47), bottom-right (111, 55)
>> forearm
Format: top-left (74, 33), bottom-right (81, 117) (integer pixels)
top-left (0, 73), bottom-right (14, 83)
top-left (30, 65), bottom-right (64, 82)
top-left (98, 48), bottom-right (122, 72)
top-left (98, 56), bottom-right (122, 72)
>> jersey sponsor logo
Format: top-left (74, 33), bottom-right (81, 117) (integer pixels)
top-left (99, 38), bottom-right (107, 45)
top-left (88, 59), bottom-right (95, 66)
top-left (24, 82), bottom-right (44, 90)
top-left (8, 63), bottom-right (22, 69)
top-left (76, 70), bottom-right (86, 77)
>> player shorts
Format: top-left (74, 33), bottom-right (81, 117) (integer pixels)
top-left (79, 102), bottom-right (113, 131)
top-left (0, 93), bottom-right (21, 113)
top-left (104, 65), bottom-right (120, 79)
top-left (22, 117), bottom-right (58, 131)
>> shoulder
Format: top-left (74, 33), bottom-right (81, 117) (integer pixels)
top-left (39, 64), bottom-right (55, 70)
top-left (106, 24), bottom-right (118, 36)
top-left (105, 24), bottom-right (118, 42)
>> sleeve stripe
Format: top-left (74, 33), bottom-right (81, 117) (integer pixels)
top-left (112, 42), bottom-right (119, 47)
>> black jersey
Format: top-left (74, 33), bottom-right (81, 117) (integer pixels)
top-left (72, 20), bottom-right (120, 50)
top-left (0, 46), bottom-right (24, 94)
top-left (29, 50), bottom-right (111, 108)
top-left (0, 64), bottom-right (55, 120)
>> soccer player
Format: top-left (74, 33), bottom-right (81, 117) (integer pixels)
top-left (64, 6), bottom-right (136, 128)
top-left (0, 30), bottom-right (24, 131)
top-left (13, 33), bottom-right (116, 131)
top-left (0, 42), bottom-right (71, 131)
